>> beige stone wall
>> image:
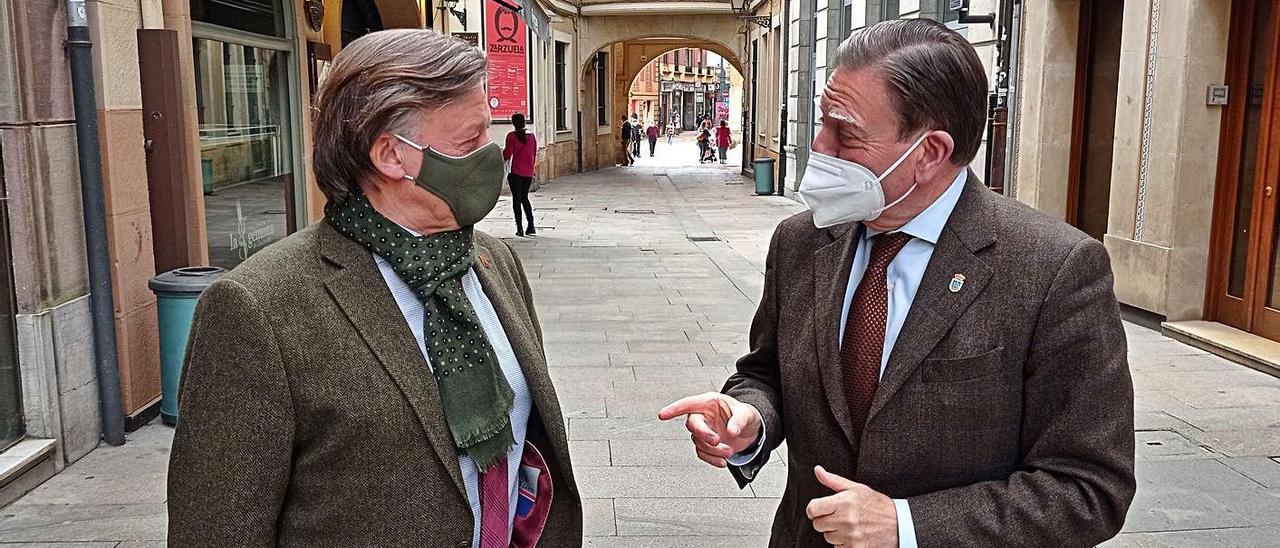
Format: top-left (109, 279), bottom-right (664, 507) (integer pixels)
top-left (1103, 0), bottom-right (1230, 321)
top-left (87, 0), bottom-right (162, 416)
top-left (1012, 0), bottom-right (1231, 321)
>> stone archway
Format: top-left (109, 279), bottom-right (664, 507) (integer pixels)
top-left (576, 14), bottom-right (748, 71)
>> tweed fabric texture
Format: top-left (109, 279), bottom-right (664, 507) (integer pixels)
top-left (723, 173), bottom-right (1136, 547)
top-left (167, 222), bottom-right (582, 547)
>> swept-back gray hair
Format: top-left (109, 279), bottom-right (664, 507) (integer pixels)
top-left (834, 18), bottom-right (987, 165)
top-left (313, 29), bottom-right (488, 203)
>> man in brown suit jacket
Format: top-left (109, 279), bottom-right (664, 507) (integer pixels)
top-left (661, 19), bottom-right (1134, 547)
top-left (167, 30), bottom-right (581, 547)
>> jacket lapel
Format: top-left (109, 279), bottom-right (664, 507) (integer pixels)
top-left (471, 239), bottom-right (577, 494)
top-left (866, 174), bottom-right (997, 423)
top-left (813, 222), bottom-right (861, 448)
top-left (318, 223), bottom-right (469, 500)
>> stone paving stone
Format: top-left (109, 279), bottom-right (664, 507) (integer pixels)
top-left (583, 498), bottom-right (617, 536)
top-left (1219, 457), bottom-right (1280, 489)
top-left (609, 353), bottom-right (704, 368)
top-left (571, 441), bottom-right (613, 467)
top-left (606, 331), bottom-right (693, 344)
top-left (1184, 427), bottom-right (1280, 457)
top-left (570, 417), bottom-right (690, 441)
top-left (605, 399), bottom-right (683, 420)
top-left (0, 503), bottom-right (167, 542)
top-left (1119, 491), bottom-right (1252, 533)
top-left (1134, 430), bottom-right (1217, 461)
top-left (625, 341), bottom-right (715, 354)
top-left (1104, 527), bottom-right (1280, 547)
top-left (559, 398), bottom-right (608, 419)
top-left (549, 367), bottom-right (637, 384)
top-left (631, 366), bottom-right (732, 383)
top-left (608, 439), bottom-right (707, 467)
top-left (584, 536), bottom-right (769, 548)
top-left (1206, 488), bottom-right (1280, 526)
top-left (574, 466), bottom-right (752, 499)
top-left (612, 497), bottom-right (780, 536)
top-left (0, 544), bottom-right (119, 547)
top-left (1135, 460), bottom-right (1263, 495)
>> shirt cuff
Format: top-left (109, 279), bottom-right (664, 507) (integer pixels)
top-left (726, 405), bottom-right (766, 467)
top-left (894, 499), bottom-right (918, 548)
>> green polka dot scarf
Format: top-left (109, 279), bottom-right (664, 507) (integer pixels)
top-left (327, 193), bottom-right (514, 469)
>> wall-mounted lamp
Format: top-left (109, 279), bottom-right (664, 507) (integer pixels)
top-left (949, 0), bottom-right (995, 27)
top-left (729, 0), bottom-right (770, 29)
top-left (440, 0), bottom-right (467, 29)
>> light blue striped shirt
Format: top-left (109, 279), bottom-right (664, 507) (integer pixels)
top-left (375, 256), bottom-right (532, 548)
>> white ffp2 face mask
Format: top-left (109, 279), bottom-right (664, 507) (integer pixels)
top-left (797, 133), bottom-right (929, 229)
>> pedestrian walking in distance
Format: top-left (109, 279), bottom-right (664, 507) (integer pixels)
top-left (715, 120), bottom-right (733, 164)
top-left (646, 123), bottom-right (659, 157)
top-left (503, 113), bottom-right (537, 237)
top-left (619, 116), bottom-right (634, 166)
top-left (166, 28), bottom-right (583, 548)
top-left (697, 121), bottom-right (712, 164)
top-left (630, 115), bottom-right (643, 158)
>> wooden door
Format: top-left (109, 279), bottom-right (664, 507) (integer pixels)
top-left (1207, 0), bottom-right (1280, 339)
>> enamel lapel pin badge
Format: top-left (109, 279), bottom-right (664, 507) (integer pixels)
top-left (478, 254), bottom-right (493, 269)
top-left (949, 273), bottom-right (966, 293)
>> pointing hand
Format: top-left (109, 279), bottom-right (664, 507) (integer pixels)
top-left (657, 392), bottom-right (762, 468)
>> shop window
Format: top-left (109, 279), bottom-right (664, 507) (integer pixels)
top-left (193, 38), bottom-right (295, 269)
top-left (596, 51), bottom-right (609, 126)
top-left (191, 0), bottom-right (287, 38)
top-left (0, 147), bottom-right (20, 452)
top-left (555, 41), bottom-right (569, 130)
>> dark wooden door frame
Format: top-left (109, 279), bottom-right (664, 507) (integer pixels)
top-left (1065, 0), bottom-right (1094, 226)
top-left (1206, 0), bottom-right (1280, 335)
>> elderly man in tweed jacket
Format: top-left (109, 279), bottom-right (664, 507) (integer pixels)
top-left (167, 30), bottom-right (581, 548)
top-left (662, 19), bottom-right (1135, 548)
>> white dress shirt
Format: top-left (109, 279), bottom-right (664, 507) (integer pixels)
top-left (730, 170), bottom-right (969, 547)
top-left (375, 255), bottom-right (533, 548)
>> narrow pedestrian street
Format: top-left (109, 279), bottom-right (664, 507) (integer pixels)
top-left (3, 136), bottom-right (1280, 547)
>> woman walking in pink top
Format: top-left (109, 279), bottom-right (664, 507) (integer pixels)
top-left (503, 113), bottom-right (537, 237)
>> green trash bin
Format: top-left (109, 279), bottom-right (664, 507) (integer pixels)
top-left (201, 157), bottom-right (214, 195)
top-left (753, 157), bottom-right (776, 195)
top-left (149, 266), bottom-right (226, 425)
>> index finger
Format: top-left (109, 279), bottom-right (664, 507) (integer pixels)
top-left (657, 393), bottom-right (720, 421)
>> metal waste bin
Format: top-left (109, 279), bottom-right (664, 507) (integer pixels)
top-left (149, 266), bottom-right (226, 425)
top-left (753, 158), bottom-right (776, 195)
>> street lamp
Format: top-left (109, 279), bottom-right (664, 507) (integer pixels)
top-left (729, 0), bottom-right (771, 29)
top-left (440, 0), bottom-right (467, 29)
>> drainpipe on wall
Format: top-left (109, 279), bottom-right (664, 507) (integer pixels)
top-left (776, 0), bottom-right (790, 196)
top-left (64, 0), bottom-right (126, 447)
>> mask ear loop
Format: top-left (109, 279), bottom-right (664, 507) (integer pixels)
top-left (875, 132), bottom-right (931, 181)
top-left (393, 134), bottom-right (426, 182)
top-left (870, 132), bottom-right (931, 218)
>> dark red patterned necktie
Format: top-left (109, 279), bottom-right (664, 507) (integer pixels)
top-left (841, 232), bottom-right (912, 440)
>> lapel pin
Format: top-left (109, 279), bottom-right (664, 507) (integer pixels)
top-left (949, 273), bottom-right (965, 293)
top-left (478, 254), bottom-right (493, 269)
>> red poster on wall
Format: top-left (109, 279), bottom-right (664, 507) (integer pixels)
top-left (485, 0), bottom-right (528, 119)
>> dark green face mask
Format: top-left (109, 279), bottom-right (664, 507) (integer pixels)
top-left (395, 134), bottom-right (504, 227)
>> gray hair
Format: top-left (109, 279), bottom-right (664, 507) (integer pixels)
top-left (313, 29), bottom-right (488, 203)
top-left (833, 18), bottom-right (988, 165)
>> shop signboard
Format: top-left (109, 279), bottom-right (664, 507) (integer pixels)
top-left (485, 0), bottom-right (528, 118)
